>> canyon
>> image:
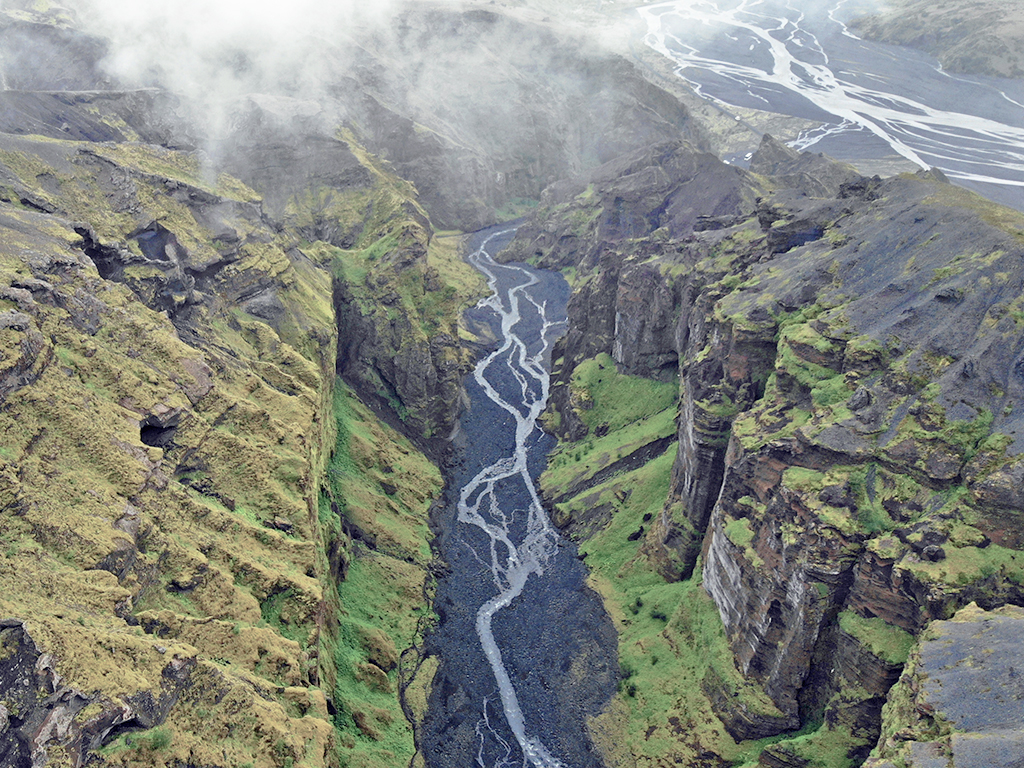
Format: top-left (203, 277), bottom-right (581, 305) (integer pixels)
top-left (0, 1), bottom-right (1022, 768)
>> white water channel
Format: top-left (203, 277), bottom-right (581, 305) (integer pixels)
top-left (639, 0), bottom-right (1024, 210)
top-left (460, 230), bottom-right (568, 768)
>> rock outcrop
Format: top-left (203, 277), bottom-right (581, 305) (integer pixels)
top-left (511, 132), bottom-right (1024, 766)
top-left (866, 603), bottom-right (1024, 768)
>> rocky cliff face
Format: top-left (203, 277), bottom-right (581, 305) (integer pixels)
top-left (509, 134), bottom-right (1024, 766)
top-left (865, 603), bottom-right (1024, 768)
top-left (0, 130), bottom-right (340, 765)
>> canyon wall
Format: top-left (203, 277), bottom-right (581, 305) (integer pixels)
top-left (506, 135), bottom-right (1024, 767)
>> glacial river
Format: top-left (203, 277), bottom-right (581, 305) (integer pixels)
top-left (421, 228), bottom-right (616, 768)
top-left (639, 0), bottom-right (1024, 211)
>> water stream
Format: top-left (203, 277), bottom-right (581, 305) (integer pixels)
top-left (639, 0), bottom-right (1024, 211)
top-left (421, 227), bottom-right (616, 768)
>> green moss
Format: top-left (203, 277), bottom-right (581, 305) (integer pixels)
top-left (775, 325), bottom-right (850, 408)
top-left (494, 196), bottom-right (540, 221)
top-left (332, 555), bottom-right (421, 765)
top-left (848, 465), bottom-right (895, 535)
top-left (547, 406), bottom-right (787, 764)
top-left (838, 610), bottom-right (914, 665)
top-left (782, 466), bottom-right (827, 494)
top-left (723, 516), bottom-right (763, 567)
top-left (780, 722), bottom-right (861, 768)
top-left (0, 131), bottom-right (355, 765)
top-left (906, 541), bottom-right (1024, 587)
top-left (731, 390), bottom-right (812, 450)
top-left (542, 406), bottom-right (676, 499)
top-left (568, 353), bottom-right (678, 434)
top-left (724, 516), bottom-right (755, 549)
top-left (328, 381), bottom-right (438, 565)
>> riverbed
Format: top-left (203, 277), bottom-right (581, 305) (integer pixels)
top-left (419, 226), bottom-right (617, 768)
top-left (639, 0), bottom-right (1024, 211)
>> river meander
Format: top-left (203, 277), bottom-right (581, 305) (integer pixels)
top-left (420, 227), bottom-right (617, 768)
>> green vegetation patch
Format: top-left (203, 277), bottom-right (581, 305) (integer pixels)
top-left (905, 540), bottom-right (1024, 587)
top-left (838, 610), bottom-right (915, 665)
top-left (723, 516), bottom-right (755, 549)
top-left (542, 353), bottom-right (677, 499)
top-left (333, 554), bottom-right (426, 767)
top-left (543, 405), bottom-right (676, 500)
top-left (775, 324), bottom-right (850, 409)
top-left (494, 196), bottom-right (540, 222)
top-left (569, 353), bottom-right (678, 434)
top-left (775, 721), bottom-right (863, 768)
top-left (328, 382), bottom-right (439, 565)
top-left (324, 378), bottom-right (440, 766)
top-left (570, 449), bottom-right (677, 580)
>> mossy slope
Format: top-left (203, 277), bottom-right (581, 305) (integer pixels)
top-left (0, 113), bottom-right (475, 767)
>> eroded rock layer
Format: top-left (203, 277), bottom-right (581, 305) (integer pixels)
top-left (507, 133), bottom-right (1024, 766)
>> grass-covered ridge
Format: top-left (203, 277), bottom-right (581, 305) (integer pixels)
top-left (543, 353), bottom-right (677, 499)
top-left (0, 191), bottom-right (339, 764)
top-left (321, 381), bottom-right (441, 768)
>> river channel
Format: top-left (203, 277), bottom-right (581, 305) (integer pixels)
top-left (420, 226), bottom-right (617, 768)
top-left (639, 0), bottom-right (1024, 211)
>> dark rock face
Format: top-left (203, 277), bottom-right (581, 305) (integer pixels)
top-left (345, 12), bottom-right (709, 230)
top-left (0, 619), bottom-right (195, 768)
top-left (749, 134), bottom-right (862, 199)
top-left (504, 140), bottom-right (760, 270)
top-left (868, 604), bottom-right (1024, 768)
top-left (0, 90), bottom-right (192, 146)
top-left (657, 291), bottom-right (777, 581)
top-left (333, 259), bottom-right (464, 445)
top-left (508, 129), bottom-right (1024, 762)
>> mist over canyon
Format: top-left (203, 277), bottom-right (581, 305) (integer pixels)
top-left (0, 2), bottom-right (1023, 768)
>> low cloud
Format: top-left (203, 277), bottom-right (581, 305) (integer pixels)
top-left (71, 0), bottom-right (373, 121)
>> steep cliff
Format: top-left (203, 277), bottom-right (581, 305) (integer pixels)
top-left (507, 134), bottom-right (1024, 767)
top-left (0, 5), bottom-right (485, 766)
top-left (0, 132), bottom-right (342, 766)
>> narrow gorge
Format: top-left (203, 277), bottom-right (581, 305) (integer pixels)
top-left (421, 226), bottom-right (615, 768)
